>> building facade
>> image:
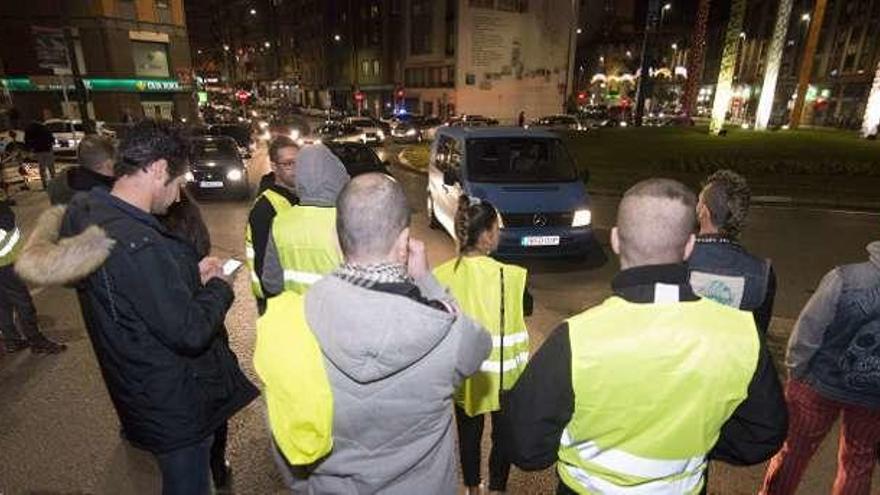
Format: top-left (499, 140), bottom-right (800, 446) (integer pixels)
top-left (401, 0), bottom-right (577, 123)
top-left (0, 0), bottom-right (195, 123)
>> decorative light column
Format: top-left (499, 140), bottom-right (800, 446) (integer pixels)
top-left (755, 0), bottom-right (793, 130)
top-left (682, 0), bottom-right (710, 117)
top-left (789, 0), bottom-right (828, 129)
top-left (862, 61), bottom-right (880, 138)
top-left (709, 0), bottom-right (747, 135)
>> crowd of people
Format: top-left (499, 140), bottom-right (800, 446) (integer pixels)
top-left (1, 117), bottom-right (878, 495)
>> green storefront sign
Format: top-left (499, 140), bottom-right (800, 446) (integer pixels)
top-left (1, 77), bottom-right (189, 93)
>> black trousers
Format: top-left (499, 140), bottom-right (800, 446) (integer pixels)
top-left (455, 405), bottom-right (511, 491)
top-left (0, 264), bottom-right (42, 342)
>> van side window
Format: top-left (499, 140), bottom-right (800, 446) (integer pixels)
top-left (435, 136), bottom-right (451, 172)
top-left (447, 138), bottom-right (462, 172)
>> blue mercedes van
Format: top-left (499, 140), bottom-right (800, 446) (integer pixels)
top-left (426, 126), bottom-right (592, 257)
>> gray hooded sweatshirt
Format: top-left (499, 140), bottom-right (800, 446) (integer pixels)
top-left (288, 273), bottom-right (492, 494)
top-left (262, 143), bottom-right (350, 295)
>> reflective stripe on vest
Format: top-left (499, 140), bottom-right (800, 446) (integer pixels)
top-left (433, 256), bottom-right (529, 416)
top-left (558, 296), bottom-right (759, 494)
top-left (245, 189), bottom-right (294, 299)
top-left (271, 205), bottom-right (341, 295)
top-left (254, 291), bottom-right (333, 465)
top-left (0, 227), bottom-right (22, 266)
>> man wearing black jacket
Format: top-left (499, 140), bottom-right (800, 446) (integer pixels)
top-left (44, 120), bottom-right (257, 494)
top-left (47, 135), bottom-right (116, 205)
top-left (503, 179), bottom-right (787, 494)
top-left (246, 136), bottom-right (299, 313)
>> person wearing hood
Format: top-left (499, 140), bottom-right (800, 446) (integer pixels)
top-left (15, 120), bottom-right (258, 494)
top-left (47, 135), bottom-right (116, 206)
top-left (761, 241), bottom-right (880, 495)
top-left (261, 142), bottom-right (349, 295)
top-left (254, 173), bottom-right (492, 494)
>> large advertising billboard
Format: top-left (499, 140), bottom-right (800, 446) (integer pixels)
top-left (456, 0), bottom-right (574, 123)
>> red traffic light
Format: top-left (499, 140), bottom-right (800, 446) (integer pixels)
top-left (577, 91), bottom-right (587, 101)
top-left (354, 91), bottom-right (365, 102)
top-left (396, 89), bottom-right (405, 98)
top-left (235, 89), bottom-right (251, 103)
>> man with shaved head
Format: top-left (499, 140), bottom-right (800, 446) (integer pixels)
top-left (503, 178), bottom-right (787, 495)
top-left (258, 173), bottom-right (491, 493)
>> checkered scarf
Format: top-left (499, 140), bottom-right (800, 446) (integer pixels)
top-left (333, 262), bottom-right (412, 288)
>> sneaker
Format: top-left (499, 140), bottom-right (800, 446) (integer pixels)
top-left (29, 337), bottom-right (67, 354)
top-left (4, 339), bottom-right (30, 353)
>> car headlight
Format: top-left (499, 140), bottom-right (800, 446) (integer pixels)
top-left (572, 209), bottom-right (592, 228)
top-left (185, 171), bottom-right (195, 182)
top-left (289, 129), bottom-right (300, 141)
top-left (226, 169), bottom-right (243, 181)
top-left (405, 128), bottom-right (417, 136)
top-left (619, 121), bottom-right (628, 128)
top-left (377, 130), bottom-right (385, 140)
top-left (360, 133), bottom-right (368, 142)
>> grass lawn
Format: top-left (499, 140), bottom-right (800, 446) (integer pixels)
top-left (563, 125), bottom-right (880, 178)
top-left (400, 143), bottom-right (431, 171)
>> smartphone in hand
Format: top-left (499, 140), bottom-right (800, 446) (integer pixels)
top-left (222, 258), bottom-right (244, 277)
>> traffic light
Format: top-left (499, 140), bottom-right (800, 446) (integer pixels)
top-left (577, 91), bottom-right (587, 102)
top-left (396, 88), bottom-right (405, 99)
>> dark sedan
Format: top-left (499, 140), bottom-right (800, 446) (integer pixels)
top-left (324, 142), bottom-right (391, 177)
top-left (187, 136), bottom-right (250, 199)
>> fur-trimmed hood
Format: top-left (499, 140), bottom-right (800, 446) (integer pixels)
top-left (15, 205), bottom-right (115, 287)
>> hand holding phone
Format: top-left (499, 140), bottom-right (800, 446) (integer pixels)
top-left (222, 258), bottom-right (243, 277)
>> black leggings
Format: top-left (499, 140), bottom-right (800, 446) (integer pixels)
top-left (455, 405), bottom-right (511, 491)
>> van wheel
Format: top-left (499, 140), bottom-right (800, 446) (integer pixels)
top-left (427, 194), bottom-right (441, 229)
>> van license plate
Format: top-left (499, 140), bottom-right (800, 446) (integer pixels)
top-left (521, 236), bottom-right (560, 247)
top-left (200, 181), bottom-right (224, 188)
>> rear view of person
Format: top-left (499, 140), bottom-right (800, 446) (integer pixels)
top-left (761, 241), bottom-right (880, 495)
top-left (255, 173), bottom-right (492, 494)
top-left (262, 143), bottom-right (348, 294)
top-left (434, 195), bottom-right (532, 495)
top-left (504, 179), bottom-right (787, 494)
top-left (689, 169), bottom-right (776, 333)
top-left (48, 135), bottom-right (116, 205)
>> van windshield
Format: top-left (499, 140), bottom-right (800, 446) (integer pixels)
top-left (466, 138), bottom-right (578, 183)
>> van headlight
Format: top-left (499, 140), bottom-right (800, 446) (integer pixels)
top-left (226, 169), bottom-right (243, 181)
top-left (185, 171), bottom-right (195, 182)
top-left (572, 209), bottom-right (592, 227)
top-left (377, 130), bottom-right (385, 140)
top-left (405, 128), bottom-right (417, 136)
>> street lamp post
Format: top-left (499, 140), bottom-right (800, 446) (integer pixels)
top-left (635, 0), bottom-right (662, 126)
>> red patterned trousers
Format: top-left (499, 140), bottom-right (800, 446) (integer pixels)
top-left (760, 379), bottom-right (880, 495)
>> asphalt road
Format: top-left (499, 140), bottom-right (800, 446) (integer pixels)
top-left (0, 142), bottom-right (878, 494)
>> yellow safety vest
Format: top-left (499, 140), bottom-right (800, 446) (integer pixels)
top-left (254, 291), bottom-right (334, 465)
top-left (434, 256), bottom-right (529, 417)
top-left (246, 189), bottom-right (294, 299)
top-left (271, 205), bottom-right (341, 294)
top-left (0, 226), bottom-right (21, 267)
top-left (558, 297), bottom-right (759, 494)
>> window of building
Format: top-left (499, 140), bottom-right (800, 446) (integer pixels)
top-left (373, 59), bottom-right (380, 76)
top-left (497, 0), bottom-right (528, 12)
top-left (411, 0), bottom-right (433, 55)
top-left (469, 0), bottom-right (494, 8)
top-left (118, 0), bottom-right (137, 19)
top-left (362, 60), bottom-right (371, 76)
top-left (371, 3), bottom-right (380, 18)
top-left (132, 41), bottom-right (170, 77)
top-left (156, 0), bottom-right (170, 8)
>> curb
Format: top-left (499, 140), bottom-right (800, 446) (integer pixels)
top-left (395, 150), bottom-right (427, 175)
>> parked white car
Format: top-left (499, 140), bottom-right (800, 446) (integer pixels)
top-left (45, 119), bottom-right (116, 157)
top-left (346, 117), bottom-right (386, 144)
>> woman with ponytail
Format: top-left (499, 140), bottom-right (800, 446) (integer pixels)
top-left (434, 194), bottom-right (533, 495)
